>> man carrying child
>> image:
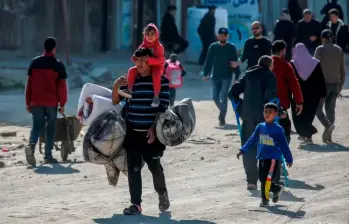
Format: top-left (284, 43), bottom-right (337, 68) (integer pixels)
top-left (112, 47), bottom-right (170, 215)
top-left (237, 103), bottom-right (293, 207)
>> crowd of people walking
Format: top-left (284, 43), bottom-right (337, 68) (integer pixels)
top-left (22, 1), bottom-right (347, 212)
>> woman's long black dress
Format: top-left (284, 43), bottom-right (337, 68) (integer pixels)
top-left (290, 63), bottom-right (327, 138)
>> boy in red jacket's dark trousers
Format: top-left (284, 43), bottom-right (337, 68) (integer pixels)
top-left (122, 23), bottom-right (165, 107)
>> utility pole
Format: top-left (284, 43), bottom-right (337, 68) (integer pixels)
top-left (61, 0), bottom-right (71, 65)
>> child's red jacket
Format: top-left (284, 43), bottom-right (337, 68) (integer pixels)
top-left (132, 23), bottom-right (165, 68)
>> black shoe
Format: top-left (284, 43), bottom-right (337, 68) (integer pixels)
top-left (159, 191), bottom-right (170, 211)
top-left (247, 183), bottom-right (257, 190)
top-left (272, 185), bottom-right (283, 203)
top-left (25, 145), bottom-right (36, 166)
top-left (219, 120), bottom-right (226, 127)
top-left (44, 157), bottom-right (59, 164)
top-left (123, 204), bottom-right (142, 216)
top-left (260, 200), bottom-right (269, 207)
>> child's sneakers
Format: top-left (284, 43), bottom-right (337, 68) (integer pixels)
top-left (272, 185), bottom-right (283, 203)
top-left (118, 89), bottom-right (132, 99)
top-left (260, 200), bottom-right (269, 207)
top-left (151, 96), bottom-right (160, 107)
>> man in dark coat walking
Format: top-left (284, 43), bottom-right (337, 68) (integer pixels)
top-left (229, 56), bottom-right (277, 190)
top-left (295, 9), bottom-right (322, 56)
top-left (321, 0), bottom-right (344, 29)
top-left (274, 9), bottom-right (296, 61)
top-left (326, 8), bottom-right (349, 53)
top-left (160, 5), bottom-right (188, 56)
top-left (198, 5), bottom-right (216, 66)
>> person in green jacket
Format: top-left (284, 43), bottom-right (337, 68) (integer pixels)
top-left (202, 27), bottom-right (241, 126)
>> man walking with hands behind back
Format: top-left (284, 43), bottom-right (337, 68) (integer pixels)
top-left (315, 29), bottom-right (345, 143)
top-left (25, 37), bottom-right (68, 166)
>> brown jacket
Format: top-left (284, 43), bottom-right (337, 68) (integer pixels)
top-left (314, 43), bottom-right (345, 85)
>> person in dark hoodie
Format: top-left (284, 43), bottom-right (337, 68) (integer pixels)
top-left (160, 5), bottom-right (189, 55)
top-left (326, 8), bottom-right (349, 52)
top-left (274, 9), bottom-right (296, 61)
top-left (238, 21), bottom-right (272, 69)
top-left (202, 27), bottom-right (241, 126)
top-left (198, 5), bottom-right (217, 66)
top-left (229, 55), bottom-right (277, 190)
top-left (321, 0), bottom-right (344, 29)
top-left (295, 9), bottom-right (322, 56)
top-left (288, 0), bottom-right (303, 25)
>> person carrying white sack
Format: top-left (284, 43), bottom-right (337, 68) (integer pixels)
top-left (77, 83), bottom-right (122, 126)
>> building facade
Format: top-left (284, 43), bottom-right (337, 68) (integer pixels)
top-left (0, 0), bottom-right (348, 56)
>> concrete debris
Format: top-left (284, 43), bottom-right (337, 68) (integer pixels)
top-left (0, 131), bottom-right (17, 137)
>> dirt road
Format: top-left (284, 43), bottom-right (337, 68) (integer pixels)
top-left (0, 81), bottom-right (348, 223)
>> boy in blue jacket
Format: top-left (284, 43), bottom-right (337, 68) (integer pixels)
top-left (237, 102), bottom-right (293, 207)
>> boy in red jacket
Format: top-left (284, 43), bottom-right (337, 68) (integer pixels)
top-left (120, 23), bottom-right (165, 107)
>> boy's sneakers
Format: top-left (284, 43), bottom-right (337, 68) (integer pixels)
top-left (123, 204), bottom-right (142, 216)
top-left (25, 145), bottom-right (36, 167)
top-left (118, 89), bottom-right (132, 99)
top-left (272, 185), bottom-right (283, 203)
top-left (151, 96), bottom-right (160, 107)
top-left (247, 183), bottom-right (257, 190)
top-left (159, 191), bottom-right (170, 211)
top-left (260, 200), bottom-right (269, 207)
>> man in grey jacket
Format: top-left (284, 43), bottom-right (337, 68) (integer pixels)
top-left (229, 55), bottom-right (277, 190)
top-left (315, 29), bottom-right (345, 143)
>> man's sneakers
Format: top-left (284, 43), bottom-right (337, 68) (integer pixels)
top-left (260, 200), bottom-right (269, 207)
top-left (272, 185), bottom-right (283, 203)
top-left (44, 157), bottom-right (59, 164)
top-left (219, 120), bottom-right (226, 127)
top-left (25, 145), bottom-right (36, 167)
top-left (322, 124), bottom-right (335, 143)
top-left (247, 183), bottom-right (257, 190)
top-left (151, 96), bottom-right (160, 107)
top-left (158, 191), bottom-right (170, 212)
top-left (123, 204), bottom-right (142, 216)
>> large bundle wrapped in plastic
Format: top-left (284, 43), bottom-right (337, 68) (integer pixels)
top-left (156, 98), bottom-right (196, 146)
top-left (83, 110), bottom-right (127, 186)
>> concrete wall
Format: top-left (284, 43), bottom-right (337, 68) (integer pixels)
top-left (0, 0), bottom-right (109, 55)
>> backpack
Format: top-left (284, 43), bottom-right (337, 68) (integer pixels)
top-left (165, 59), bottom-right (183, 89)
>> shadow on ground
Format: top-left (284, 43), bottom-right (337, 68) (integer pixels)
top-left (33, 163), bottom-right (80, 175)
top-left (250, 205), bottom-right (306, 219)
top-left (287, 179), bottom-right (325, 191)
top-left (249, 189), bottom-right (305, 202)
top-left (299, 142), bottom-right (349, 152)
top-left (93, 211), bottom-right (216, 224)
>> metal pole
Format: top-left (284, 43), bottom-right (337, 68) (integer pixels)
top-left (61, 0), bottom-right (71, 64)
